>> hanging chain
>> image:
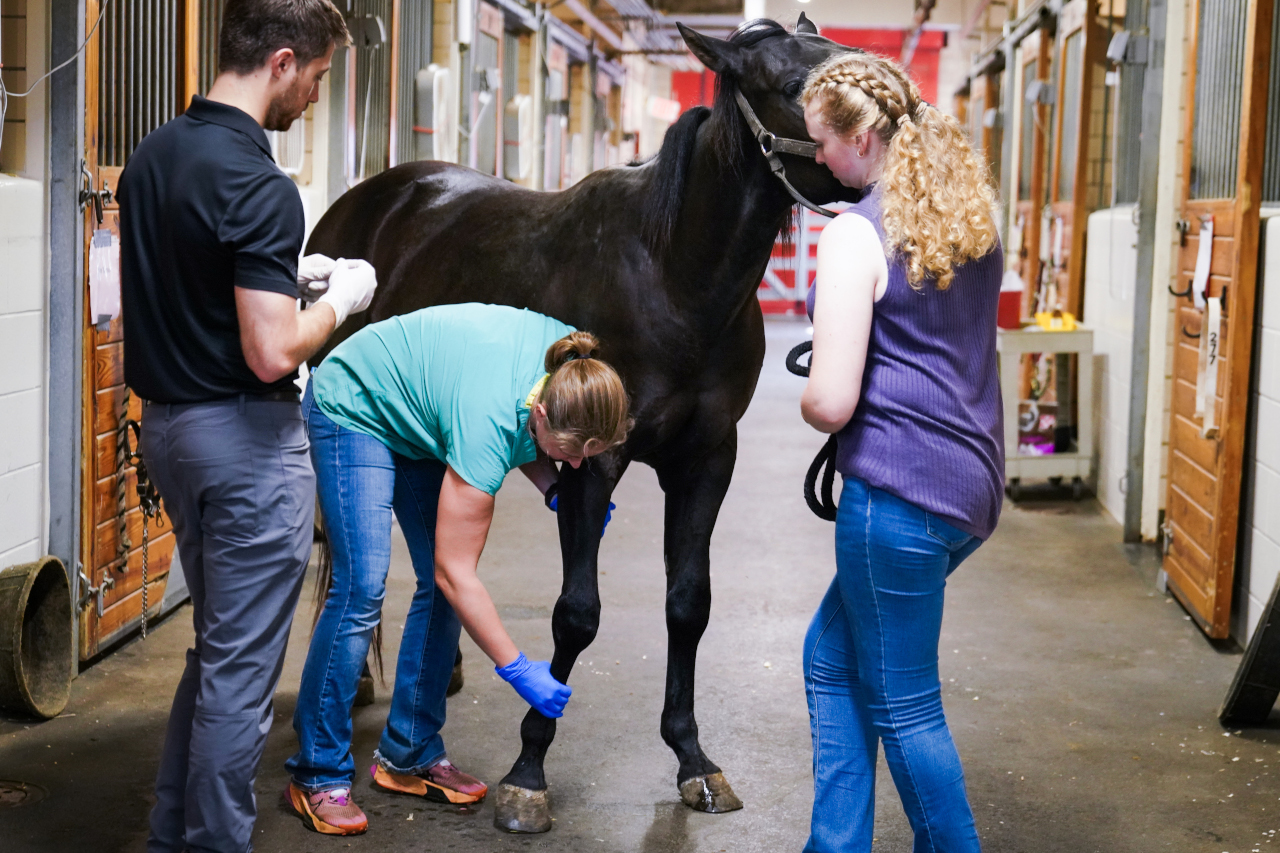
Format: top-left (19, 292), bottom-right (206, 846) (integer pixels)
top-left (119, 390), bottom-right (165, 639)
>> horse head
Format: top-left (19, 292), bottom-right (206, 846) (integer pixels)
top-left (677, 15), bottom-right (861, 208)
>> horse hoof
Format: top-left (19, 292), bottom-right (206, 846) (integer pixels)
top-left (353, 675), bottom-right (375, 707)
top-left (446, 658), bottom-right (465, 697)
top-left (492, 783), bottom-right (552, 833)
top-left (679, 773), bottom-right (743, 813)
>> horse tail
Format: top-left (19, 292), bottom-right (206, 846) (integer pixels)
top-left (312, 510), bottom-right (386, 684)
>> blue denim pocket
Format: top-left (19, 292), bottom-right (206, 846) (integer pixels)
top-left (925, 512), bottom-right (972, 550)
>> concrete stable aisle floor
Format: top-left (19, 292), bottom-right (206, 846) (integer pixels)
top-left (2, 319), bottom-right (1278, 852)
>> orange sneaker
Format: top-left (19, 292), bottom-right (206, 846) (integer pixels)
top-left (285, 782), bottom-right (369, 835)
top-left (370, 759), bottom-right (488, 804)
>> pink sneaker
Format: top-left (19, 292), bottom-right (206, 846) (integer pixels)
top-left (285, 782), bottom-right (369, 835)
top-left (371, 759), bottom-right (488, 804)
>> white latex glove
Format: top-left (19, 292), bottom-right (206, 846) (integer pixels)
top-left (296, 253), bottom-right (337, 302)
top-left (317, 258), bottom-right (378, 328)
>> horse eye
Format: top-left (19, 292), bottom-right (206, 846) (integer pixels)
top-left (784, 80), bottom-right (803, 98)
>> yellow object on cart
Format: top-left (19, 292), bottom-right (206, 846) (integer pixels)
top-left (1033, 310), bottom-right (1077, 331)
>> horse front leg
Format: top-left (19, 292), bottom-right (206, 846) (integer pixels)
top-left (492, 455), bottom-right (625, 833)
top-left (657, 434), bottom-right (744, 814)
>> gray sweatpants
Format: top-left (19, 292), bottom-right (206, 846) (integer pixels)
top-left (141, 397), bottom-right (315, 853)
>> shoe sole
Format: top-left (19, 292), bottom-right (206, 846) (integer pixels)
top-left (286, 784), bottom-right (369, 836)
top-left (370, 765), bottom-right (487, 804)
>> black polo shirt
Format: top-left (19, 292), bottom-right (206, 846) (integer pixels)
top-left (119, 95), bottom-right (305, 403)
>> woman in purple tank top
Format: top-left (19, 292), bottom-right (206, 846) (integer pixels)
top-left (796, 50), bottom-right (1003, 853)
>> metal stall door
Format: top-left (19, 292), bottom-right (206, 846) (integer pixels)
top-left (78, 0), bottom-right (190, 659)
top-left (469, 3), bottom-right (504, 176)
top-left (544, 42), bottom-right (569, 190)
top-left (349, 0), bottom-right (393, 183)
top-left (1163, 0), bottom-right (1274, 637)
top-left (1047, 0), bottom-right (1112, 319)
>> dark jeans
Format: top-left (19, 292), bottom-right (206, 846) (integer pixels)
top-left (285, 382), bottom-right (460, 791)
top-left (142, 397), bottom-right (314, 853)
top-left (804, 476), bottom-right (983, 853)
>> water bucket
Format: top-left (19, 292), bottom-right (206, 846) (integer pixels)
top-left (0, 557), bottom-right (72, 719)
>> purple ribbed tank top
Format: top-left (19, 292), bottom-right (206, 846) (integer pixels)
top-left (806, 190), bottom-right (1005, 539)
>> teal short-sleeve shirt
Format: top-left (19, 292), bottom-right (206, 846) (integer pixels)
top-left (312, 303), bottom-right (575, 495)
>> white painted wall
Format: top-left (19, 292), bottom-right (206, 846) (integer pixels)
top-left (1082, 206), bottom-right (1138, 524)
top-left (0, 0), bottom-right (48, 573)
top-left (1235, 214), bottom-right (1280, 643)
top-left (1140, 0), bottom-right (1190, 542)
top-left (0, 174), bottom-right (47, 570)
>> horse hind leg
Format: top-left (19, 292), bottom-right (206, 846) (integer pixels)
top-left (492, 460), bottom-right (621, 833)
top-left (658, 438), bottom-right (744, 814)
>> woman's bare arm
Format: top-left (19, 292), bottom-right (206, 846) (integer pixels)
top-left (801, 213), bottom-right (886, 433)
top-left (432, 466), bottom-right (520, 668)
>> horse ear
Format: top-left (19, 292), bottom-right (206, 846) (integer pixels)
top-left (795, 12), bottom-right (819, 34)
top-left (678, 24), bottom-right (742, 76)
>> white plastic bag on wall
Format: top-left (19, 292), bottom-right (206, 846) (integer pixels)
top-left (89, 228), bottom-right (121, 330)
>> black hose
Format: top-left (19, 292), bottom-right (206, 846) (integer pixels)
top-left (785, 341), bottom-right (838, 522)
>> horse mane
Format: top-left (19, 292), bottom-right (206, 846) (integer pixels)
top-left (707, 19), bottom-right (791, 174)
top-left (640, 20), bottom-right (793, 255)
top-left (640, 105), bottom-right (712, 253)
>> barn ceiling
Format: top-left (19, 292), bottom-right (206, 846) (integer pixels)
top-left (650, 0), bottom-right (744, 15)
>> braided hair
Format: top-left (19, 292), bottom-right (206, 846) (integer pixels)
top-left (800, 53), bottom-right (997, 290)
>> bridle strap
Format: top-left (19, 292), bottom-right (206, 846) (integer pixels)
top-left (733, 88), bottom-right (838, 219)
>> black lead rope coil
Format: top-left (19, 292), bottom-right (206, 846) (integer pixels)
top-left (786, 341), bottom-right (838, 522)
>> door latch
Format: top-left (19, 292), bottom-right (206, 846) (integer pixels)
top-left (78, 161), bottom-right (115, 226)
top-left (77, 569), bottom-right (114, 617)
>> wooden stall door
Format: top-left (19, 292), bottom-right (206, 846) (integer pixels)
top-left (1047, 0), bottom-right (1112, 319)
top-left (78, 0), bottom-right (195, 658)
top-left (1163, 0), bottom-right (1273, 637)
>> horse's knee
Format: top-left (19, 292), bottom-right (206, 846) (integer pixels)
top-left (665, 580), bottom-right (712, 640)
top-left (552, 594), bottom-right (600, 653)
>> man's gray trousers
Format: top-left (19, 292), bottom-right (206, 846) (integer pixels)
top-left (141, 396), bottom-right (314, 853)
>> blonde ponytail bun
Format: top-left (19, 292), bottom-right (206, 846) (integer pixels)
top-left (544, 330), bottom-right (600, 372)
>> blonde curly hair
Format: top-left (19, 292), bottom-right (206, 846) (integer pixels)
top-left (800, 52), bottom-right (998, 290)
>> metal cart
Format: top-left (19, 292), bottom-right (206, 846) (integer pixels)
top-left (997, 325), bottom-right (1095, 500)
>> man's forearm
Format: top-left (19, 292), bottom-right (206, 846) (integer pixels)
top-left (236, 287), bottom-right (338, 383)
top-left (292, 302), bottom-right (338, 368)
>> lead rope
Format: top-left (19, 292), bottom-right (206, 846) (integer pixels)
top-left (115, 391), bottom-right (133, 560)
top-left (786, 341), bottom-right (838, 521)
top-left (121, 398), bottom-right (164, 638)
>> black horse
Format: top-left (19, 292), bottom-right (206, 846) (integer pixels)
top-left (306, 17), bottom-right (856, 832)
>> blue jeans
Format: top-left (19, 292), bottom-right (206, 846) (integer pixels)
top-left (285, 382), bottom-right (461, 791)
top-left (804, 476), bottom-right (983, 853)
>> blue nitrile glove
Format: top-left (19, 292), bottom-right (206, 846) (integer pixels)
top-left (496, 653), bottom-right (572, 718)
top-left (545, 485), bottom-right (615, 537)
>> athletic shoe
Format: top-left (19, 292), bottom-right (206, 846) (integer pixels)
top-left (370, 758), bottom-right (488, 804)
top-left (285, 782), bottom-right (369, 835)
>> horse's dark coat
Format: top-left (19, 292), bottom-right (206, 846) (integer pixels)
top-left (306, 18), bottom-right (857, 819)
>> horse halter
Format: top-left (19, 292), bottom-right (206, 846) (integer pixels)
top-left (733, 88), bottom-right (838, 219)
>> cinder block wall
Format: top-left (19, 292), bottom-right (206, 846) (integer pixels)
top-left (0, 175), bottom-right (47, 569)
top-left (1237, 215), bottom-right (1280, 642)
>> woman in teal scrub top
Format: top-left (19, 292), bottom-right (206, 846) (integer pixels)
top-left (284, 303), bottom-right (631, 836)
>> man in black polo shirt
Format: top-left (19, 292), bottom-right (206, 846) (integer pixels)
top-left (118, 2), bottom-right (375, 850)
